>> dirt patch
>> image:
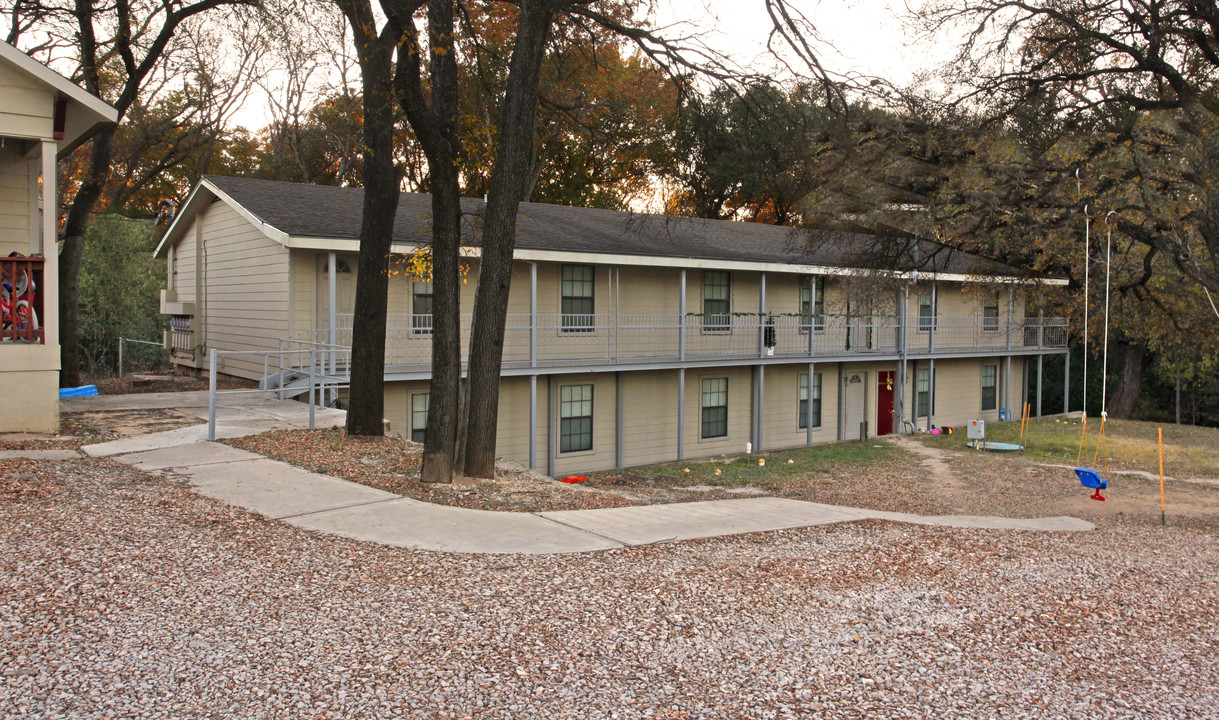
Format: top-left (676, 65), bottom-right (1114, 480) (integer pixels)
top-left (224, 427), bottom-right (635, 512)
top-left (60, 408), bottom-right (203, 442)
top-left (88, 373), bottom-right (256, 395)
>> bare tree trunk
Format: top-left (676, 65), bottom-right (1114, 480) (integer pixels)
top-left (341, 11), bottom-right (399, 437)
top-left (1106, 340), bottom-right (1148, 419)
top-left (59, 130), bottom-right (115, 387)
top-left (463, 1), bottom-right (554, 478)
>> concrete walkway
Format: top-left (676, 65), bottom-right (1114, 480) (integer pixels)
top-left (55, 391), bottom-right (1097, 554)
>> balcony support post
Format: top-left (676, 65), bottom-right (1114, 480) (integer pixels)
top-left (40, 141), bottom-right (58, 346)
top-left (1037, 354), bottom-right (1043, 417)
top-left (530, 263), bottom-right (538, 368)
top-left (546, 374), bottom-right (555, 477)
top-left (758, 273), bottom-right (766, 357)
top-left (679, 270), bottom-right (687, 362)
top-left (529, 374), bottom-right (537, 470)
top-left (1005, 287), bottom-right (1014, 351)
top-left (1004, 355), bottom-right (1013, 420)
top-left (328, 251), bottom-right (337, 405)
top-left (837, 361), bottom-right (846, 442)
top-left (1038, 309), bottom-right (1044, 348)
top-left (676, 368), bottom-right (685, 461)
top-left (929, 282), bottom-right (937, 353)
top-left (615, 371), bottom-right (623, 469)
top-left (897, 285), bottom-right (909, 433)
top-left (1064, 351), bottom-right (1071, 414)
top-left (928, 358), bottom-right (936, 432)
top-left (752, 365), bottom-right (765, 451)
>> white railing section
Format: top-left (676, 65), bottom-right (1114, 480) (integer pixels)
top-left (207, 347), bottom-right (349, 441)
top-left (281, 313), bottom-right (1068, 371)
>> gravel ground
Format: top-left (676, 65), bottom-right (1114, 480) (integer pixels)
top-left (3, 456), bottom-right (1217, 719)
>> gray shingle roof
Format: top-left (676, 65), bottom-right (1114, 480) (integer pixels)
top-left (203, 175), bottom-right (1024, 277)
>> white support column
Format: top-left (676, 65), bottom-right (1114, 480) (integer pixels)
top-left (327, 252), bottom-right (337, 401)
top-left (529, 374), bottom-right (538, 470)
top-left (1004, 355), bottom-right (1013, 420)
top-left (928, 359), bottom-right (936, 431)
top-left (837, 362), bottom-right (847, 442)
top-left (546, 375), bottom-right (555, 477)
top-left (615, 371), bottom-right (623, 469)
top-left (754, 365), bottom-right (765, 451)
top-left (679, 269), bottom-right (687, 361)
top-left (758, 272), bottom-right (767, 357)
top-left (530, 263), bottom-right (538, 368)
top-left (40, 141), bottom-right (58, 347)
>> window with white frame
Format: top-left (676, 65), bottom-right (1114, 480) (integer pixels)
top-left (983, 292), bottom-right (1000, 331)
top-left (981, 365), bottom-right (998, 411)
top-left (703, 271), bottom-right (731, 331)
top-left (411, 392), bottom-right (429, 443)
top-left (412, 280), bottom-right (433, 334)
top-left (916, 367), bottom-right (934, 417)
top-left (559, 384), bottom-right (594, 453)
top-left (561, 264), bottom-right (595, 332)
top-left (798, 372), bottom-right (822, 429)
top-left (918, 287), bottom-right (935, 331)
top-left (800, 276), bottom-right (825, 332)
top-left (701, 377), bottom-right (729, 438)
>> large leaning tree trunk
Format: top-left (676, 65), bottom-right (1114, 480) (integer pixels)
top-left (1106, 340), bottom-right (1148, 420)
top-left (335, 0), bottom-right (402, 436)
top-left (31, 0), bottom-right (256, 387)
top-left (462, 0), bottom-right (555, 478)
top-left (387, 0), bottom-right (464, 482)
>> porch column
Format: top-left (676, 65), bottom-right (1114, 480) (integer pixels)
top-left (676, 368), bottom-right (685, 461)
top-left (529, 374), bottom-right (538, 470)
top-left (1004, 355), bottom-right (1013, 420)
top-left (615, 371), bottom-right (623, 469)
top-left (1064, 352), bottom-right (1071, 414)
top-left (753, 365), bottom-right (765, 451)
top-left (328, 252), bottom-right (337, 397)
top-left (679, 270), bottom-right (687, 361)
top-left (806, 361), bottom-right (815, 445)
top-left (928, 359), bottom-right (936, 431)
top-left (1037, 355), bottom-right (1044, 417)
top-left (40, 141), bottom-right (58, 346)
top-left (758, 273), bottom-right (767, 357)
top-left (546, 374), bottom-right (555, 477)
top-left (530, 263), bottom-right (538, 367)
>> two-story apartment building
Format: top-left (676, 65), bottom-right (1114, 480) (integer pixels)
top-left (0, 42), bottom-right (117, 432)
top-left (155, 176), bottom-right (1068, 475)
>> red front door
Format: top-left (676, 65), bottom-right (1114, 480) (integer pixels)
top-left (877, 371), bottom-right (895, 435)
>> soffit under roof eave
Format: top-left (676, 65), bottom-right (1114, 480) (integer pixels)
top-left (0, 42), bottom-right (117, 128)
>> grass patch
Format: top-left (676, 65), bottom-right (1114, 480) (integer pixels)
top-left (609, 440), bottom-right (899, 491)
top-left (914, 417), bottom-right (1219, 478)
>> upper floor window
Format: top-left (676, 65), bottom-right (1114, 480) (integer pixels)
top-left (981, 365), bottom-right (998, 411)
top-left (918, 287), bottom-right (936, 331)
top-left (561, 264), bottom-right (595, 332)
top-left (800, 276), bottom-right (825, 332)
top-left (798, 372), bottom-right (822, 429)
top-left (701, 377), bottom-right (729, 438)
top-left (983, 292), bottom-right (1000, 331)
top-left (412, 280), bottom-right (433, 334)
top-left (703, 271), bottom-right (731, 331)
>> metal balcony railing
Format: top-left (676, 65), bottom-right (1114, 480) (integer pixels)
top-left (281, 313), bottom-right (1068, 373)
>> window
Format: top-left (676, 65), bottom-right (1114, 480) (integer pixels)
top-left (559, 384), bottom-right (594, 453)
top-left (983, 292), bottom-right (1000, 331)
top-left (412, 280), bottom-right (433, 334)
top-left (701, 377), bottom-right (729, 438)
top-left (800, 276), bottom-right (825, 332)
top-left (798, 372), bottom-right (822, 429)
top-left (918, 287), bottom-right (935, 331)
top-left (703, 271), bottom-right (731, 331)
top-left (916, 367), bottom-right (933, 418)
top-left (411, 392), bottom-right (429, 443)
top-left (981, 365), bottom-right (997, 411)
top-left (561, 264), bottom-right (595, 332)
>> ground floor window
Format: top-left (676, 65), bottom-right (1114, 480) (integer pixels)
top-left (798, 372), bottom-right (822, 429)
top-left (411, 392), bottom-right (429, 443)
top-left (701, 377), bottom-right (729, 438)
top-left (916, 367), bottom-right (934, 417)
top-left (981, 365), bottom-right (998, 411)
top-left (559, 384), bottom-right (594, 453)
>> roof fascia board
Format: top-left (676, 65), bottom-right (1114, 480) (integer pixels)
top-left (154, 178), bottom-right (290, 257)
top-left (278, 235), bottom-right (1064, 283)
top-left (153, 183), bottom-right (211, 258)
top-left (0, 42), bottom-right (117, 125)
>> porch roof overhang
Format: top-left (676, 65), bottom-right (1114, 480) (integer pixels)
top-left (0, 42), bottom-right (118, 158)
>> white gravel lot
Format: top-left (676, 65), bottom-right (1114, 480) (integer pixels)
top-left (2, 457), bottom-right (1217, 719)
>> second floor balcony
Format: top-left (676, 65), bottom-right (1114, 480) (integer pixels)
top-left (286, 312), bottom-right (1068, 374)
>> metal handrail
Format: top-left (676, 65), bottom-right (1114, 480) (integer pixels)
top-left (207, 347), bottom-right (348, 441)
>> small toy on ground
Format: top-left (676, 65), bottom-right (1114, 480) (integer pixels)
top-left (560, 475), bottom-right (587, 484)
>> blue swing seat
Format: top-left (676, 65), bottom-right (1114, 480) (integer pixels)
top-left (1075, 467), bottom-right (1108, 490)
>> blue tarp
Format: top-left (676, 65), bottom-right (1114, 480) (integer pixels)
top-left (58, 385), bottom-right (98, 398)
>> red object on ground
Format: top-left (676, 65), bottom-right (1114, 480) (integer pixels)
top-left (1090, 489), bottom-right (1106, 501)
top-left (561, 476), bottom-right (588, 484)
